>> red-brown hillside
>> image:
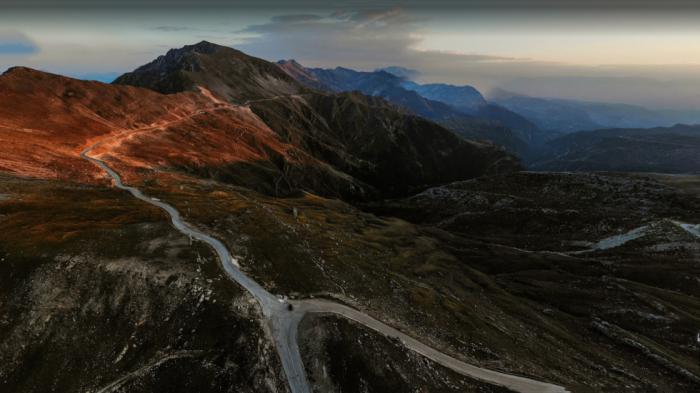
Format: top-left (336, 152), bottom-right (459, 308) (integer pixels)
top-left (0, 67), bottom-right (306, 187)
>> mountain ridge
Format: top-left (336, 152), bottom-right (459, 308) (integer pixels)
top-left (276, 58), bottom-right (541, 156)
top-left (491, 88), bottom-right (700, 133)
top-left (110, 42), bottom-right (522, 197)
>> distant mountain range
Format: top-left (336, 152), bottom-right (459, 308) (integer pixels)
top-left (530, 124), bottom-right (700, 173)
top-left (277, 59), bottom-right (542, 156)
top-left (491, 89), bottom-right (700, 133)
top-left (276, 60), bottom-right (700, 171)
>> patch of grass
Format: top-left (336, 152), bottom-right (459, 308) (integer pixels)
top-left (0, 174), bottom-right (285, 393)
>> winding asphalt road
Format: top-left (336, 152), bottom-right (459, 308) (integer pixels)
top-left (82, 143), bottom-right (569, 393)
top-left (82, 145), bottom-right (311, 393)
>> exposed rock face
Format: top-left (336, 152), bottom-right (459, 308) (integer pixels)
top-left (0, 65), bottom-right (376, 199)
top-left (277, 64), bottom-right (457, 118)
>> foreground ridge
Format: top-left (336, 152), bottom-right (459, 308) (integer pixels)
top-left (81, 142), bottom-right (569, 393)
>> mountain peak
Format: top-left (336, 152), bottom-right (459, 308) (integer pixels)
top-left (114, 42), bottom-right (303, 101)
top-left (0, 66), bottom-right (82, 88)
top-left (179, 40), bottom-right (223, 53)
top-left (278, 59), bottom-right (303, 67)
top-left (159, 41), bottom-right (236, 61)
top-left (2, 66), bottom-right (28, 75)
top-left (2, 66), bottom-right (46, 78)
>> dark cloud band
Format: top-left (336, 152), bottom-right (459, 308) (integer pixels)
top-left (4, 0), bottom-right (700, 10)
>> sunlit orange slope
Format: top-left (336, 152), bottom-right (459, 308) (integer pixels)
top-left (0, 67), bottom-right (300, 185)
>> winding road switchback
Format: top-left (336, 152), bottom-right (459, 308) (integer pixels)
top-left (82, 137), bottom-right (569, 393)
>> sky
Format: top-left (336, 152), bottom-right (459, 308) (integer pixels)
top-left (3, 1), bottom-right (700, 109)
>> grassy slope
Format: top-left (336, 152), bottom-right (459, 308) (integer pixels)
top-left (0, 174), bottom-right (286, 393)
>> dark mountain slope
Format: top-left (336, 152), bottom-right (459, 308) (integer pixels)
top-left (249, 91), bottom-right (517, 196)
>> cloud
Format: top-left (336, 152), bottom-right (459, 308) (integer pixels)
top-left (332, 7), bottom-right (425, 26)
top-left (270, 14), bottom-right (323, 23)
top-left (234, 8), bottom-right (530, 86)
top-left (0, 30), bottom-right (38, 55)
top-left (236, 7), bottom-right (698, 108)
top-left (152, 25), bottom-right (196, 32)
top-left (235, 8), bottom-right (524, 66)
top-left (236, 8), bottom-right (429, 66)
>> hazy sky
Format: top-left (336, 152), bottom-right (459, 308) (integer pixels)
top-left (3, 1), bottom-right (700, 109)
